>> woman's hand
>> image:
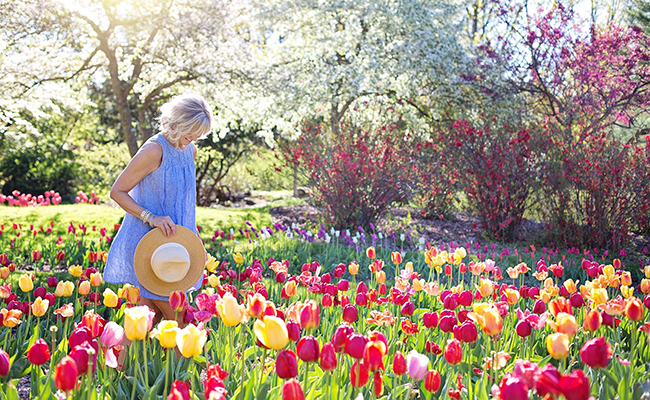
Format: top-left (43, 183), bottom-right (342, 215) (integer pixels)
top-left (150, 215), bottom-right (176, 237)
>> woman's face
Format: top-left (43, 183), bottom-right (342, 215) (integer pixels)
top-left (176, 132), bottom-right (202, 149)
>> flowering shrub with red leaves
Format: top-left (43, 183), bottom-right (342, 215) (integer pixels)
top-left (412, 140), bottom-right (457, 219)
top-left (436, 120), bottom-right (542, 241)
top-left (289, 108), bottom-right (417, 229)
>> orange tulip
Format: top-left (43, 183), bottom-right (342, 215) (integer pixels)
top-left (549, 312), bottom-right (578, 337)
top-left (391, 252), bottom-right (402, 265)
top-left (583, 309), bottom-right (602, 332)
top-left (299, 300), bottom-right (319, 330)
top-left (625, 297), bottom-right (644, 321)
top-left (467, 303), bottom-right (502, 336)
top-left (1, 309), bottom-right (22, 328)
top-left (546, 333), bottom-right (570, 359)
top-left (89, 272), bottom-right (102, 287)
top-left (349, 262), bottom-right (359, 276)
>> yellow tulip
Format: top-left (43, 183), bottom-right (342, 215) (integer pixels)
top-left (546, 333), bottom-right (570, 359)
top-left (621, 285), bottom-right (634, 299)
top-left (124, 305), bottom-right (155, 341)
top-left (78, 280), bottom-right (91, 296)
top-left (454, 247), bottom-right (467, 259)
top-left (553, 313), bottom-right (579, 337)
top-left (216, 293), bottom-right (243, 326)
top-left (348, 261), bottom-right (359, 276)
top-left (31, 297), bottom-right (49, 317)
top-left (68, 265), bottom-right (83, 278)
top-left (233, 253), bottom-right (244, 265)
top-left (1, 308), bottom-right (22, 328)
top-left (476, 278), bottom-right (494, 297)
top-left (590, 288), bottom-right (608, 306)
top-left (253, 316), bottom-right (289, 350)
top-left (55, 281), bottom-right (74, 297)
top-left (208, 274), bottom-right (220, 287)
top-left (103, 288), bottom-right (119, 308)
top-left (205, 255), bottom-right (218, 272)
top-left (640, 279), bottom-right (650, 294)
top-left (0, 267), bottom-right (9, 280)
top-left (151, 320), bottom-right (179, 349)
top-left (603, 265), bottom-right (615, 279)
top-left (376, 271), bottom-right (386, 284)
top-left (643, 265), bottom-right (650, 279)
top-left (19, 274), bottom-right (33, 292)
top-left (621, 271), bottom-right (632, 287)
top-left (412, 278), bottom-right (424, 292)
top-left (176, 324), bottom-right (207, 358)
top-left (467, 303), bottom-right (502, 336)
top-left (504, 288), bottom-right (520, 305)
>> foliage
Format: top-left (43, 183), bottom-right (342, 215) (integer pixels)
top-left (290, 106), bottom-right (417, 229)
top-left (411, 139), bottom-right (458, 220)
top-left (436, 120), bottom-right (542, 241)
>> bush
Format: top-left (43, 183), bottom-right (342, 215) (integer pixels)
top-left (290, 108), bottom-right (417, 229)
top-left (437, 120), bottom-right (542, 241)
top-left (412, 140), bottom-right (458, 219)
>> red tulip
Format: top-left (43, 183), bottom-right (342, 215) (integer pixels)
top-left (342, 304), bottom-right (358, 323)
top-left (532, 299), bottom-right (546, 314)
top-left (33, 286), bottom-right (46, 299)
top-left (625, 297), bottom-right (644, 321)
top-left (70, 341), bottom-right (97, 374)
top-left (80, 312), bottom-right (106, 338)
top-left (299, 300), bottom-right (319, 330)
top-left (46, 276), bottom-right (58, 288)
top-left (345, 333), bottom-right (368, 359)
top-left (27, 338), bottom-right (50, 366)
top-left (393, 351), bottom-right (407, 375)
top-left (319, 342), bottom-right (337, 371)
top-left (55, 356), bottom-right (78, 392)
top-left (363, 340), bottom-right (386, 372)
top-left (422, 312), bottom-right (439, 328)
top-left (0, 349), bottom-right (10, 376)
top-left (644, 294), bottom-right (650, 310)
top-left (69, 326), bottom-right (92, 349)
top-left (424, 370), bottom-right (441, 392)
top-left (444, 339), bottom-right (462, 365)
top-left (559, 369), bottom-right (591, 400)
top-left (296, 336), bottom-right (320, 363)
top-left (32, 250), bottom-right (41, 262)
top-left (337, 280), bottom-right (349, 292)
top-left (322, 293), bottom-right (333, 307)
top-left (535, 364), bottom-right (562, 397)
top-left (168, 380), bottom-right (191, 400)
top-left (331, 325), bottom-right (353, 352)
top-left (515, 320), bottom-right (532, 337)
top-left (499, 375), bottom-right (528, 400)
top-left (282, 378), bottom-right (305, 400)
top-left (401, 301), bottom-right (415, 316)
top-left (169, 291), bottom-right (187, 313)
top-left (286, 320), bottom-right (301, 342)
top-left (580, 337), bottom-right (612, 369)
top-left (456, 321), bottom-right (478, 343)
top-left (355, 292), bottom-right (368, 306)
top-left (276, 350), bottom-right (298, 379)
top-left (439, 315), bottom-right (457, 333)
top-left (583, 310), bottom-right (602, 332)
top-left (459, 290), bottom-right (473, 307)
top-left (350, 361), bottom-right (369, 388)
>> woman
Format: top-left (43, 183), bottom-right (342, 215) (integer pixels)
top-left (104, 93), bottom-right (213, 324)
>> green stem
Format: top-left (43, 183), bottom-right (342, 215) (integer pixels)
top-left (143, 338), bottom-right (149, 388)
top-left (165, 348), bottom-right (171, 397)
top-left (130, 341), bottom-right (139, 400)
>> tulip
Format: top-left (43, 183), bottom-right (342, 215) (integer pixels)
top-left (513, 359), bottom-right (539, 389)
top-left (253, 316), bottom-right (289, 350)
top-left (444, 339), bottom-right (462, 365)
top-left (456, 321), bottom-right (478, 343)
top-left (216, 293), bottom-right (244, 326)
top-left (70, 341), bottom-right (97, 374)
top-left (168, 380), bottom-right (191, 400)
top-left (281, 281), bottom-right (297, 299)
top-left (345, 333), bottom-right (368, 360)
top-left (559, 369), bottom-right (591, 400)
top-left (286, 320), bottom-right (301, 342)
top-left (296, 336), bottom-right (320, 363)
top-left (580, 337), bottom-right (612, 369)
top-left (553, 312), bottom-right (579, 337)
top-left (319, 342), bottom-right (337, 371)
top-left (515, 320), bottom-right (532, 337)
top-left (337, 279), bottom-right (349, 292)
top-left (366, 246), bottom-right (376, 259)
top-left (89, 272), bottom-right (102, 287)
top-left (27, 338), bottom-right (50, 366)
top-left (546, 333), bottom-right (570, 359)
top-left (68, 265), bottom-right (83, 278)
top-left (233, 252), bottom-right (244, 265)
top-left (467, 303), bottom-right (502, 336)
top-left (69, 326), bottom-right (92, 349)
top-left (348, 261), bottom-right (359, 275)
top-left (119, 284), bottom-right (141, 305)
top-left (331, 325), bottom-right (353, 352)
top-left (169, 291), bottom-right (187, 313)
top-left (81, 311), bottom-right (107, 338)
top-left (391, 251), bottom-right (402, 265)
top-left (78, 280), bottom-right (91, 296)
top-left (625, 297), bottom-right (644, 321)
top-left (0, 349), bottom-right (9, 376)
top-left (19, 274), bottom-right (33, 292)
top-left (124, 305), bottom-right (155, 341)
top-left (583, 309), bottom-right (602, 332)
top-left (341, 304), bottom-right (358, 323)
top-left (532, 299), bottom-right (546, 314)
top-left (393, 351), bottom-right (407, 375)
top-left (102, 288), bottom-right (119, 308)
top-left (282, 378), bottom-right (305, 400)
top-left (100, 321), bottom-right (125, 348)
top-left (350, 360), bottom-right (370, 387)
top-left (176, 324), bottom-right (207, 358)
top-left (299, 300), bottom-right (319, 330)
top-left (0, 267), bottom-right (9, 280)
top-left (55, 356), bottom-right (78, 392)
top-left (401, 301), bottom-right (415, 316)
top-left (536, 364), bottom-right (562, 397)
top-left (55, 281), bottom-right (74, 297)
top-left (499, 375), bottom-right (528, 400)
top-left (2, 309), bottom-right (22, 328)
top-left (276, 349), bottom-right (299, 379)
top-left (31, 297), bottom-right (49, 317)
top-left (152, 320), bottom-right (179, 349)
top-left (424, 370), bottom-right (441, 393)
top-left (363, 340), bottom-right (387, 372)
top-left (406, 350), bottom-right (429, 380)
top-left (422, 312), bottom-right (439, 328)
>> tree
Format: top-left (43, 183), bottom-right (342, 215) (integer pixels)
top-left (1, 0), bottom-right (245, 156)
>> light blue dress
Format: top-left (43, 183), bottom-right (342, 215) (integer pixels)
top-left (104, 134), bottom-right (202, 300)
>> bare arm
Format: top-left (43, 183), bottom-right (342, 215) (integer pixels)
top-left (109, 142), bottom-right (176, 237)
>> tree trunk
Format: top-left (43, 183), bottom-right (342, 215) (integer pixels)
top-left (115, 97), bottom-right (138, 156)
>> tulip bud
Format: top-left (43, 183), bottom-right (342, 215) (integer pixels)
top-left (286, 320), bottom-right (301, 342)
top-left (276, 350), bottom-right (298, 379)
top-left (331, 324), bottom-right (353, 352)
top-left (321, 293), bottom-right (333, 308)
top-left (345, 333), bottom-right (369, 360)
top-left (401, 301), bottom-right (415, 316)
top-left (55, 356), bottom-right (79, 392)
top-left (424, 370), bottom-right (441, 393)
top-left (458, 290), bottom-right (473, 307)
top-left (282, 378), bottom-right (305, 400)
top-left (515, 320), bottom-right (532, 337)
top-left (392, 351), bottom-right (407, 375)
top-left (169, 291), bottom-right (187, 313)
top-left (457, 321), bottom-right (478, 343)
top-left (320, 342), bottom-right (337, 371)
top-left (533, 299), bottom-right (546, 314)
top-left (296, 336), bottom-right (320, 363)
top-left (583, 310), bottom-right (602, 332)
top-left (625, 297), bottom-right (644, 321)
top-left (444, 339), bottom-right (462, 365)
top-left (422, 312), bottom-right (439, 329)
top-left (580, 337), bottom-right (612, 369)
top-left (27, 338), bottom-right (50, 366)
top-left (342, 304), bottom-right (358, 323)
top-left (0, 349), bottom-right (10, 376)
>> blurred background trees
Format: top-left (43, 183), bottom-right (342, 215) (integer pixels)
top-left (1, 0), bottom-right (649, 249)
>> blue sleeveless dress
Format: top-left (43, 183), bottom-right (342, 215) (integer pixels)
top-left (104, 134), bottom-right (202, 300)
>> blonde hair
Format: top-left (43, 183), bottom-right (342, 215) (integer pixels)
top-left (158, 94), bottom-right (214, 145)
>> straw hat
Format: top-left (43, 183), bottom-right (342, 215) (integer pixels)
top-left (134, 226), bottom-right (205, 296)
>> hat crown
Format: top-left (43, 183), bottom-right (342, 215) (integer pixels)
top-left (150, 242), bottom-right (191, 283)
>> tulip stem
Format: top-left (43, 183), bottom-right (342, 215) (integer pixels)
top-left (239, 325), bottom-right (245, 399)
top-left (164, 348), bottom-right (171, 397)
top-left (31, 365), bottom-right (40, 398)
top-left (130, 341), bottom-right (139, 400)
top-left (143, 338), bottom-right (149, 388)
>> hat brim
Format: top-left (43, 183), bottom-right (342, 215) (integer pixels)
top-left (134, 226), bottom-right (205, 297)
